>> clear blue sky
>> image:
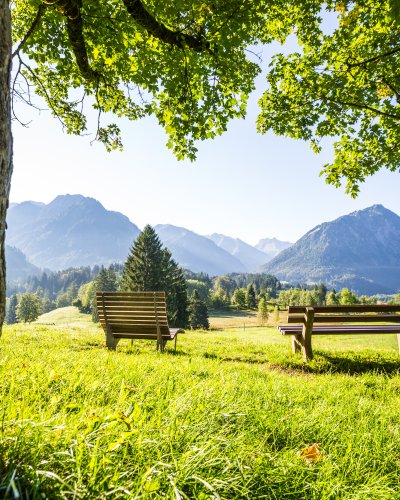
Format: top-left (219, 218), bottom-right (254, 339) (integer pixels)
top-left (10, 43), bottom-right (400, 245)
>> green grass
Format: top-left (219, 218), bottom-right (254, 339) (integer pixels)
top-left (1, 307), bottom-right (400, 498)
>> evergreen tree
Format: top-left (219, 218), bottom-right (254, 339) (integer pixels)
top-left (246, 284), bottom-right (257, 309)
top-left (122, 226), bottom-right (165, 291)
top-left (16, 293), bottom-right (41, 323)
top-left (5, 294), bottom-right (17, 324)
top-left (122, 226), bottom-right (188, 327)
top-left (189, 290), bottom-right (209, 330)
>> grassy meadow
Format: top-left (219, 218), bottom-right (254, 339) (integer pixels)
top-left (1, 307), bottom-right (400, 499)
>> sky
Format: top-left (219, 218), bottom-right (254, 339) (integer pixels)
top-left (10, 44), bottom-right (400, 246)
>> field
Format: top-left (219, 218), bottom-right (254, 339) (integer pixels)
top-left (1, 307), bottom-right (400, 499)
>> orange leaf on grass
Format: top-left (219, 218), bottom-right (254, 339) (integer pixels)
top-left (299, 443), bottom-right (323, 462)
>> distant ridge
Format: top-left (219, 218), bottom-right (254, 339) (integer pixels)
top-left (207, 233), bottom-right (270, 271)
top-left (255, 237), bottom-right (292, 260)
top-left (155, 224), bottom-right (247, 276)
top-left (6, 194), bottom-right (140, 270)
top-left (5, 245), bottom-right (41, 282)
top-left (263, 205), bottom-right (400, 294)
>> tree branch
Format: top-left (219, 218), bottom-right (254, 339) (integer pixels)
top-left (122, 0), bottom-right (210, 52)
top-left (41, 0), bottom-right (99, 81)
top-left (346, 45), bottom-right (400, 68)
top-left (12, 4), bottom-right (47, 59)
top-left (321, 94), bottom-right (400, 120)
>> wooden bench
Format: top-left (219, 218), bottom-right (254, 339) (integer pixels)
top-left (278, 304), bottom-right (400, 361)
top-left (96, 291), bottom-right (184, 352)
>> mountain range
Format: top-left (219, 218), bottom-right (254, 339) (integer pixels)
top-left (6, 194), bottom-right (285, 279)
top-left (263, 204), bottom-right (400, 294)
top-left (6, 195), bottom-right (400, 295)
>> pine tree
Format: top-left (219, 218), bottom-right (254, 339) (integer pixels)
top-left (92, 266), bottom-right (119, 322)
top-left (122, 226), bottom-right (188, 327)
top-left (246, 284), bottom-right (257, 309)
top-left (5, 294), bottom-right (17, 324)
top-left (189, 290), bottom-right (209, 330)
top-left (122, 225), bottom-right (165, 291)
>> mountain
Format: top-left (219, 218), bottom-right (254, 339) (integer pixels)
top-left (207, 233), bottom-right (269, 271)
top-left (255, 237), bottom-right (292, 261)
top-left (155, 224), bottom-right (246, 276)
top-left (263, 205), bottom-right (400, 294)
top-left (6, 194), bottom-right (140, 270)
top-left (5, 245), bottom-right (41, 282)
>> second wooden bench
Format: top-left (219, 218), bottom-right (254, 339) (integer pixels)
top-left (278, 304), bottom-right (400, 361)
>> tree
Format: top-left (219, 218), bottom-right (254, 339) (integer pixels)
top-left (257, 297), bottom-right (269, 325)
top-left (122, 226), bottom-right (188, 327)
top-left (5, 294), bottom-right (17, 324)
top-left (231, 287), bottom-right (247, 309)
top-left (339, 288), bottom-right (359, 305)
top-left (257, 1), bottom-right (400, 197)
top-left (122, 226), bottom-right (165, 291)
top-left (16, 292), bottom-right (41, 323)
top-left (246, 284), bottom-right (257, 309)
top-left (186, 280), bottom-right (211, 305)
top-left (189, 290), bottom-right (209, 330)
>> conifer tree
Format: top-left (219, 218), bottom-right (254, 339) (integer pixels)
top-left (246, 284), bottom-right (257, 309)
top-left (122, 226), bottom-right (165, 291)
top-left (122, 226), bottom-right (189, 328)
top-left (5, 294), bottom-right (17, 324)
top-left (189, 290), bottom-right (209, 330)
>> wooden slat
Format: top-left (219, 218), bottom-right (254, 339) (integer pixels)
top-left (279, 324), bottom-right (400, 335)
top-left (287, 314), bottom-right (307, 324)
top-left (98, 313), bottom-right (168, 322)
top-left (97, 292), bottom-right (165, 299)
top-left (96, 299), bottom-right (166, 307)
top-left (288, 305), bottom-right (400, 313)
top-left (313, 314), bottom-right (400, 323)
top-left (109, 325), bottom-right (170, 334)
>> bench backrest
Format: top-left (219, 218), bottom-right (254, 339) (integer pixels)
top-left (287, 304), bottom-right (400, 325)
top-left (96, 291), bottom-right (171, 338)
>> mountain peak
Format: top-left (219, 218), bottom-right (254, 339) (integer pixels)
top-left (263, 204), bottom-right (400, 294)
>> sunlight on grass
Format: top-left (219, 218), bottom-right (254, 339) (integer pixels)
top-left (0, 307), bottom-right (399, 498)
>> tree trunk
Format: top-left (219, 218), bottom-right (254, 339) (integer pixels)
top-left (0, 0), bottom-right (13, 337)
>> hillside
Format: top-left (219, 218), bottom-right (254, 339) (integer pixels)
top-left (263, 205), bottom-right (400, 294)
top-left (5, 245), bottom-right (41, 282)
top-left (6, 194), bottom-right (140, 270)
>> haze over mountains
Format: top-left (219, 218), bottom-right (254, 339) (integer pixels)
top-left (6, 194), bottom-right (283, 278)
top-left (6, 195), bottom-right (400, 294)
top-left (263, 205), bottom-right (400, 294)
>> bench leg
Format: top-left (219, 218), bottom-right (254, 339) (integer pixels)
top-left (292, 334), bottom-right (302, 354)
top-left (301, 308), bottom-right (314, 361)
top-left (106, 331), bottom-right (119, 350)
top-left (174, 335), bottom-right (178, 351)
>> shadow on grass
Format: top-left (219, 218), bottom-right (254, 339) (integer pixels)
top-left (279, 351), bottom-right (400, 376)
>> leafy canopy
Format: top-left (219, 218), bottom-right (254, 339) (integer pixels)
top-left (11, 0), bottom-right (400, 192)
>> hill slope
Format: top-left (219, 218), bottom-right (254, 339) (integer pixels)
top-left (263, 205), bottom-right (400, 294)
top-left (6, 194), bottom-right (140, 270)
top-left (255, 237), bottom-right (292, 260)
top-left (5, 245), bottom-right (41, 282)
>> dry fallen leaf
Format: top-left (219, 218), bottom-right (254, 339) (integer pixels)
top-left (299, 443), bottom-right (323, 463)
